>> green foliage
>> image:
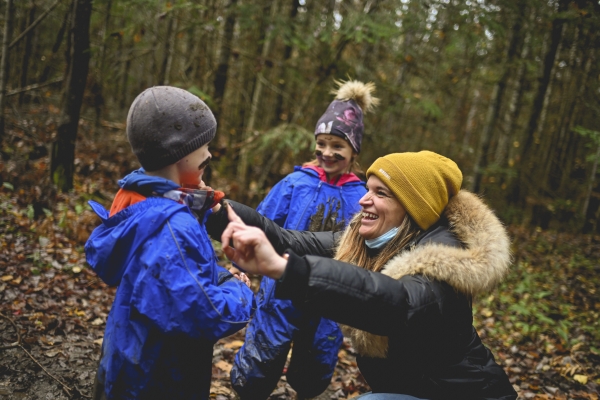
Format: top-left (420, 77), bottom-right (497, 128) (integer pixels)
top-left (248, 123), bottom-right (314, 160)
top-left (475, 229), bottom-right (600, 348)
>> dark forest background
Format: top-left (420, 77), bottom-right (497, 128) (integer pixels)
top-left (1, 0), bottom-right (600, 231)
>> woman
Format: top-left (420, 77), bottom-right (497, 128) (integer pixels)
top-left (207, 151), bottom-right (517, 400)
top-left (230, 80), bottom-right (377, 399)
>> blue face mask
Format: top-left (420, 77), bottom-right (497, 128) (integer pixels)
top-left (365, 226), bottom-right (399, 249)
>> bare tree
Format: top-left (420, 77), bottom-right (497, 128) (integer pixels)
top-left (0, 0), bottom-right (15, 142)
top-left (50, 0), bottom-right (92, 191)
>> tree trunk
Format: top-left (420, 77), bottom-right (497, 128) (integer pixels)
top-left (213, 0), bottom-right (238, 128)
top-left (461, 89), bottom-right (479, 157)
top-left (495, 16), bottom-right (533, 166)
top-left (39, 6), bottom-right (69, 83)
top-left (50, 0), bottom-right (92, 192)
top-left (517, 0), bottom-right (569, 204)
top-left (19, 1), bottom-right (37, 105)
top-left (158, 6), bottom-right (178, 86)
top-left (272, 0), bottom-right (299, 125)
top-left (0, 0), bottom-right (15, 142)
top-left (582, 142), bottom-right (600, 219)
top-left (472, 2), bottom-right (525, 193)
top-left (236, 0), bottom-right (279, 196)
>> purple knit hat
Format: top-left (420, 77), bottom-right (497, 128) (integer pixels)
top-left (314, 80), bottom-right (378, 154)
top-left (315, 99), bottom-right (364, 153)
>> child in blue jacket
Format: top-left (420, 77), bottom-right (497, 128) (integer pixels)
top-left (231, 80), bottom-right (378, 399)
top-left (85, 86), bottom-right (254, 400)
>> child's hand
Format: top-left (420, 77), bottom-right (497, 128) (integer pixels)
top-left (234, 272), bottom-right (251, 288)
top-left (199, 180), bottom-right (222, 212)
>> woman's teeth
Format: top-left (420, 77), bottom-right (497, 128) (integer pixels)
top-left (362, 212), bottom-right (378, 220)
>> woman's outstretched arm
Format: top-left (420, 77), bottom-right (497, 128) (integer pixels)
top-left (206, 200), bottom-right (339, 257)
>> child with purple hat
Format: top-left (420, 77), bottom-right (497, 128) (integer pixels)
top-left (231, 80), bottom-right (379, 399)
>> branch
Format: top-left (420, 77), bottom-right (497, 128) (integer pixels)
top-left (19, 344), bottom-right (73, 397)
top-left (6, 77), bottom-right (63, 97)
top-left (9, 0), bottom-right (62, 50)
top-left (0, 313), bottom-right (20, 350)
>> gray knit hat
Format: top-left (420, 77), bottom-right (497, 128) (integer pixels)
top-left (126, 86), bottom-right (217, 171)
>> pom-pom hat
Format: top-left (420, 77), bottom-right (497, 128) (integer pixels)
top-left (314, 80), bottom-right (379, 154)
top-left (366, 151), bottom-right (463, 230)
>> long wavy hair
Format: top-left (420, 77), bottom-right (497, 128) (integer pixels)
top-left (334, 212), bottom-right (422, 272)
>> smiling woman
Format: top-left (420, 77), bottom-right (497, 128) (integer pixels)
top-left (207, 150), bottom-right (518, 400)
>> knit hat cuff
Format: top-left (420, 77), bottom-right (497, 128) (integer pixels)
top-left (367, 158), bottom-right (440, 230)
top-left (139, 124), bottom-right (216, 171)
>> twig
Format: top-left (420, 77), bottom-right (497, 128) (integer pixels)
top-left (18, 344), bottom-right (72, 397)
top-left (1, 314), bottom-right (84, 397)
top-left (0, 313), bottom-right (21, 350)
top-left (9, 0), bottom-right (62, 49)
top-left (7, 77), bottom-right (63, 97)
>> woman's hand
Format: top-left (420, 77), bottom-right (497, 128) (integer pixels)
top-left (221, 202), bottom-right (287, 279)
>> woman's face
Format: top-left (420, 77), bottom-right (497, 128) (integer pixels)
top-left (176, 143), bottom-right (211, 188)
top-left (358, 175), bottom-right (406, 240)
top-left (315, 134), bottom-right (355, 180)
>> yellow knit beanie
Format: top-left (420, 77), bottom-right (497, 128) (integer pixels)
top-left (366, 151), bottom-right (463, 230)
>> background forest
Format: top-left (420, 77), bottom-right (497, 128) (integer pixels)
top-left (0, 0), bottom-right (600, 399)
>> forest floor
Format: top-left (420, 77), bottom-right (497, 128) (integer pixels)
top-left (1, 113), bottom-right (599, 399)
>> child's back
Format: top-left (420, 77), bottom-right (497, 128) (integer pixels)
top-left (86, 86), bottom-right (254, 400)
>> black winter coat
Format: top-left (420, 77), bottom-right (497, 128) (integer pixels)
top-left (207, 191), bottom-right (517, 400)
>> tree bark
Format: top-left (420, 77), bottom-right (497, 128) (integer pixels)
top-left (158, 6), bottom-right (178, 86)
top-left (213, 0), bottom-right (238, 128)
top-left (517, 0), bottom-right (569, 203)
top-left (0, 0), bottom-right (15, 142)
top-left (236, 0), bottom-right (279, 195)
top-left (19, 1), bottom-right (37, 105)
top-left (39, 6), bottom-right (69, 84)
top-left (50, 0), bottom-right (92, 192)
top-left (472, 1), bottom-right (525, 193)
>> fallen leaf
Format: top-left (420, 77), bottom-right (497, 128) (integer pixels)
top-left (91, 318), bottom-right (104, 326)
top-left (1, 275), bottom-right (13, 282)
top-left (94, 338), bottom-right (103, 346)
top-left (573, 374), bottom-right (588, 385)
top-left (223, 340), bottom-right (244, 349)
top-left (214, 360), bottom-right (232, 373)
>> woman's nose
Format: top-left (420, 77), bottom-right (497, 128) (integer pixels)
top-left (359, 192), bottom-right (372, 206)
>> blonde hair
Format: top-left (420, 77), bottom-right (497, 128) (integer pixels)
top-left (334, 212), bottom-right (422, 272)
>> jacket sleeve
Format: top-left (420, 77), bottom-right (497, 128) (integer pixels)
top-left (206, 200), bottom-right (339, 258)
top-left (130, 212), bottom-right (254, 341)
top-left (275, 250), bottom-right (443, 337)
top-left (256, 176), bottom-right (293, 226)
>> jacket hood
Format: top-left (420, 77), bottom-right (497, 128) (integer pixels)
top-left (118, 168), bottom-right (180, 195)
top-left (381, 190), bottom-right (511, 295)
top-left (346, 191), bottom-right (511, 358)
top-left (85, 198), bottom-right (184, 286)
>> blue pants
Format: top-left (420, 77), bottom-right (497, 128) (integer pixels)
top-left (354, 393), bottom-right (427, 400)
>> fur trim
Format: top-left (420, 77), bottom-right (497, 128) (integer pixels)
top-left (345, 191), bottom-right (512, 358)
top-left (332, 80), bottom-right (380, 113)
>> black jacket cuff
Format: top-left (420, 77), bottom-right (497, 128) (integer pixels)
top-left (275, 249), bottom-right (309, 303)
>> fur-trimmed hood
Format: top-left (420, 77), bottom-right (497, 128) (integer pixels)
top-left (345, 190), bottom-right (512, 357)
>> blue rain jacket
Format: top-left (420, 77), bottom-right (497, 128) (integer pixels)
top-left (255, 166), bottom-right (366, 231)
top-left (85, 172), bottom-right (254, 400)
top-left (231, 166), bottom-right (364, 398)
